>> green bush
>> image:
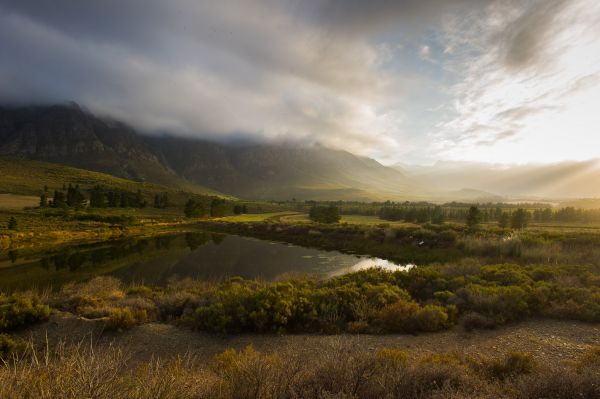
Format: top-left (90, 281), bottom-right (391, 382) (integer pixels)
top-left (376, 300), bottom-right (420, 333)
top-left (106, 308), bottom-right (136, 331)
top-left (0, 333), bottom-right (27, 360)
top-left (0, 296), bottom-right (50, 332)
top-left (414, 304), bottom-right (450, 332)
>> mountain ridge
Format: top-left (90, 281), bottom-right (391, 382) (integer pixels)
top-left (0, 104), bottom-right (424, 201)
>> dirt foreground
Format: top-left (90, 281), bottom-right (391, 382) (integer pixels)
top-left (18, 314), bottom-right (600, 366)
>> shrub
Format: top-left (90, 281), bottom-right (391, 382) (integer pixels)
top-left (376, 348), bottom-right (408, 370)
top-left (211, 345), bottom-right (286, 398)
top-left (483, 352), bottom-right (536, 381)
top-left (414, 304), bottom-right (450, 332)
top-left (106, 308), bottom-right (136, 331)
top-left (515, 368), bottom-right (600, 399)
top-left (574, 346), bottom-right (600, 372)
top-left (0, 296), bottom-right (50, 332)
top-left (376, 300), bottom-right (420, 333)
top-left (461, 311), bottom-right (497, 331)
top-left (0, 334), bottom-right (27, 360)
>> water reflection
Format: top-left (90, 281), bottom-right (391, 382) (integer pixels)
top-left (0, 231), bottom-right (409, 290)
top-left (328, 258), bottom-right (415, 277)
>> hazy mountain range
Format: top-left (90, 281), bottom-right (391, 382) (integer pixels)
top-left (0, 103), bottom-right (598, 201)
top-left (394, 160), bottom-right (600, 200)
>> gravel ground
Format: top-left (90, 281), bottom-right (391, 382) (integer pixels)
top-left (18, 314), bottom-right (600, 366)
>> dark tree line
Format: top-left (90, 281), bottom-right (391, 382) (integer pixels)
top-left (90, 186), bottom-right (147, 208)
top-left (309, 205), bottom-right (341, 224)
top-left (39, 184), bottom-right (147, 209)
top-left (184, 198), bottom-right (248, 218)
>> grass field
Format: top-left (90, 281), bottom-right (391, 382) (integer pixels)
top-left (0, 194), bottom-right (39, 209)
top-left (0, 157), bottom-right (229, 201)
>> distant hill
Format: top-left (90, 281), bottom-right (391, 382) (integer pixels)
top-left (0, 104), bottom-right (427, 201)
top-left (394, 160), bottom-right (600, 199)
top-left (0, 157), bottom-right (225, 205)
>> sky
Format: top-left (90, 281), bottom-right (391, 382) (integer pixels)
top-left (0, 0), bottom-right (599, 165)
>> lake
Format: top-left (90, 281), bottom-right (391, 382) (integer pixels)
top-left (0, 231), bottom-right (412, 290)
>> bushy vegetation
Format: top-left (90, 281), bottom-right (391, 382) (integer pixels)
top-left (0, 340), bottom-right (598, 399)
top-left (309, 205), bottom-right (341, 224)
top-left (0, 294), bottom-right (50, 332)
top-left (10, 259), bottom-right (598, 335)
top-left (0, 333), bottom-right (27, 360)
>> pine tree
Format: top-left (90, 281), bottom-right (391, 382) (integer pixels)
top-left (53, 190), bottom-right (66, 208)
top-left (39, 191), bottom-right (48, 207)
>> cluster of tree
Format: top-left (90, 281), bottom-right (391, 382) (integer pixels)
top-left (309, 205), bottom-right (341, 224)
top-left (39, 184), bottom-right (148, 209)
top-left (233, 204), bottom-right (248, 215)
top-left (466, 206), bottom-right (530, 230)
top-left (39, 184), bottom-right (86, 208)
top-left (184, 199), bottom-right (205, 218)
top-left (184, 198), bottom-right (247, 218)
top-left (89, 186), bottom-right (146, 208)
top-left (379, 206), bottom-right (446, 224)
top-left (153, 193), bottom-right (170, 209)
top-left (532, 207), bottom-right (600, 223)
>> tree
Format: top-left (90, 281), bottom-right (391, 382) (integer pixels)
top-left (498, 212), bottom-right (510, 228)
top-left (210, 198), bottom-right (228, 217)
top-left (466, 206), bottom-right (481, 229)
top-left (416, 208), bottom-right (429, 224)
top-left (135, 190), bottom-right (146, 208)
top-left (431, 206), bottom-right (445, 224)
top-left (66, 184), bottom-right (86, 208)
top-left (39, 191), bottom-right (48, 207)
top-left (52, 190), bottom-right (67, 208)
top-left (7, 216), bottom-right (17, 231)
top-left (154, 193), bottom-right (169, 209)
top-left (233, 205), bottom-right (246, 215)
top-left (184, 199), bottom-right (205, 218)
top-left (309, 205), bottom-right (341, 224)
top-left (511, 208), bottom-right (529, 229)
top-left (89, 185), bottom-right (106, 208)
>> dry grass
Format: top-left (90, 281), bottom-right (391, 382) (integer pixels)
top-left (1, 337), bottom-right (599, 399)
top-left (0, 194), bottom-right (39, 210)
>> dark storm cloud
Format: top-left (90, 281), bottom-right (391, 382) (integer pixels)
top-left (0, 0), bottom-right (591, 161)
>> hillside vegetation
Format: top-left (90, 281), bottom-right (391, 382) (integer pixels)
top-left (0, 157), bottom-right (226, 202)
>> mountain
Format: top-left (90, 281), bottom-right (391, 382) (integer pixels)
top-left (0, 104), bottom-right (219, 196)
top-left (394, 160), bottom-right (600, 199)
top-left (0, 157), bottom-right (221, 205)
top-left (0, 104), bottom-right (424, 201)
top-left (145, 136), bottom-right (425, 201)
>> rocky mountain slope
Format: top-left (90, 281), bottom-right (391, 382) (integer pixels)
top-left (0, 104), bottom-right (423, 201)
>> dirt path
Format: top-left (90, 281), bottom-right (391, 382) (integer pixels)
top-left (18, 315), bottom-right (600, 366)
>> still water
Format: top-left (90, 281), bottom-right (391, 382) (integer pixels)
top-left (0, 231), bottom-right (412, 290)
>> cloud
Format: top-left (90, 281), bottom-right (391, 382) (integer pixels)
top-left (0, 0), bottom-right (598, 165)
top-left (432, 0), bottom-right (600, 163)
top-left (0, 0), bottom-right (395, 153)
